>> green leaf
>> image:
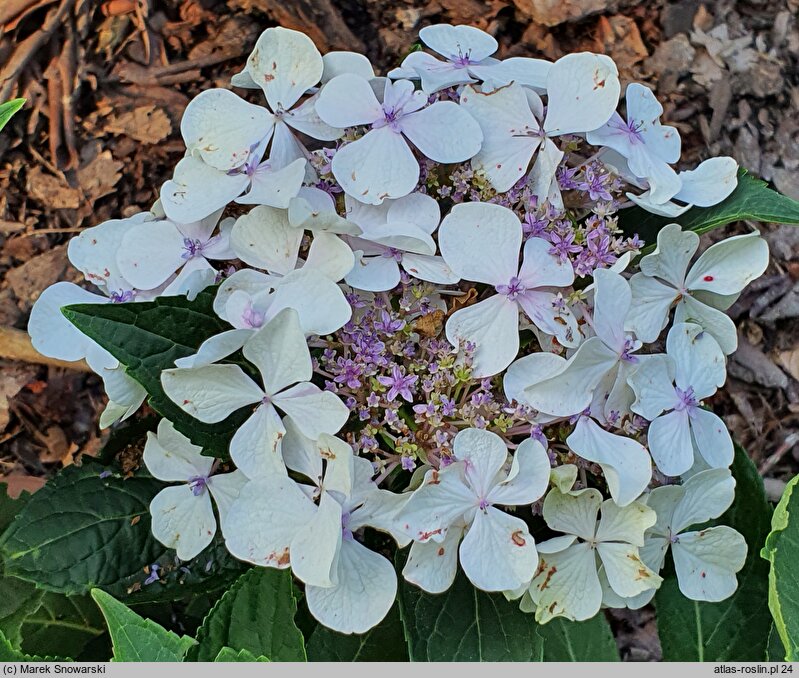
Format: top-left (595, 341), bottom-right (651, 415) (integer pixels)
top-left (655, 445), bottom-right (773, 661)
top-left (0, 628), bottom-right (68, 662)
top-left (0, 99), bottom-right (25, 132)
top-left (0, 463), bottom-right (163, 596)
top-left (214, 647), bottom-right (269, 662)
top-left (619, 170), bottom-right (799, 249)
top-left (191, 568), bottom-right (306, 662)
top-left (63, 289), bottom-right (248, 455)
top-left (761, 474), bottom-right (799, 660)
top-left (398, 566), bottom-right (544, 661)
top-left (0, 579), bottom-right (42, 649)
top-left (0, 463), bottom-right (244, 602)
top-left (20, 593), bottom-right (107, 659)
top-left (306, 603), bottom-right (408, 661)
top-left (0, 483), bottom-right (44, 649)
top-left (0, 481), bottom-right (32, 533)
top-left (767, 624), bottom-right (787, 662)
top-left (538, 615), bottom-right (619, 661)
top-left (91, 589), bottom-right (195, 662)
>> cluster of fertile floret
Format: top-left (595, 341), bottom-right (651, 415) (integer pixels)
top-left (29, 24), bottom-right (768, 634)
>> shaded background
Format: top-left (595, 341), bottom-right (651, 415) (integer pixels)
top-left (0, 0), bottom-right (797, 659)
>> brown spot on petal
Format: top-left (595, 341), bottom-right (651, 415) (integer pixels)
top-left (269, 547), bottom-right (290, 566)
top-left (540, 565), bottom-right (557, 590)
top-left (437, 547), bottom-right (445, 556)
top-left (511, 530), bottom-right (526, 547)
top-left (534, 558), bottom-right (547, 578)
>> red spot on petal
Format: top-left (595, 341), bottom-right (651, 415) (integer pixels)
top-left (703, 275), bottom-right (714, 282)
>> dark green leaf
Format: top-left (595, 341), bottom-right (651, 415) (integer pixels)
top-left (538, 615), bottom-right (619, 661)
top-left (619, 170), bottom-right (799, 249)
top-left (0, 99), bottom-right (25, 132)
top-left (306, 603), bottom-right (408, 661)
top-left (0, 463), bottom-right (163, 596)
top-left (761, 474), bottom-right (799, 660)
top-left (0, 483), bottom-right (44, 649)
top-left (0, 481), bottom-right (32, 533)
top-left (191, 568), bottom-right (306, 662)
top-left (398, 565), bottom-right (544, 661)
top-left (214, 647), bottom-right (269, 662)
top-left (656, 445), bottom-right (773, 661)
top-left (0, 463), bottom-right (245, 602)
top-left (0, 579), bottom-right (42, 649)
top-left (0, 629), bottom-right (68, 662)
top-left (63, 289), bottom-right (248, 455)
top-left (91, 589), bottom-right (195, 662)
top-left (767, 624), bottom-right (787, 662)
top-left (20, 593), bottom-right (107, 659)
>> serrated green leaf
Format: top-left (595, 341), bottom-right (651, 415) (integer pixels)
top-left (20, 593), bottom-right (107, 659)
top-left (619, 170), bottom-right (799, 250)
top-left (761, 474), bottom-right (799, 660)
top-left (398, 565), bottom-right (544, 662)
top-left (63, 289), bottom-right (248, 456)
top-left (0, 579), bottom-right (42, 649)
top-left (0, 482), bottom-right (32, 533)
top-left (0, 99), bottom-right (25, 132)
top-left (191, 568), bottom-right (306, 662)
top-left (91, 589), bottom-right (195, 661)
top-left (0, 463), bottom-right (244, 602)
top-left (0, 482), bottom-right (43, 649)
top-left (214, 647), bottom-right (269, 662)
top-left (655, 445), bottom-right (773, 661)
top-left (538, 615), bottom-right (619, 661)
top-left (0, 628), bottom-right (69, 662)
top-left (306, 603), bottom-right (408, 661)
top-left (0, 463), bottom-right (163, 596)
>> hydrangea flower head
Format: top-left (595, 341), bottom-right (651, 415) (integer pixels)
top-left (24, 21), bottom-right (772, 638)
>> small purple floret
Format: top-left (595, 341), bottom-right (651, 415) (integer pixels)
top-left (144, 563), bottom-right (160, 585)
top-left (188, 475), bottom-right (209, 496)
top-left (496, 276), bottom-right (526, 301)
top-left (377, 364), bottom-right (418, 402)
top-left (674, 386), bottom-right (698, 413)
top-left (110, 289), bottom-right (135, 303)
top-left (620, 337), bottom-right (639, 363)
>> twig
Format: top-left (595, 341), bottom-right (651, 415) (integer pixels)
top-left (0, 0), bottom-right (75, 101)
top-left (0, 0), bottom-right (56, 28)
top-left (45, 46), bottom-right (63, 168)
top-left (114, 52), bottom-right (242, 87)
top-left (20, 227), bottom-right (83, 236)
top-left (59, 15), bottom-right (79, 169)
top-left (759, 433), bottom-right (799, 476)
top-left (0, 326), bottom-right (91, 372)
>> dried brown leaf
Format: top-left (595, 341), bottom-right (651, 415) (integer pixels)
top-left (104, 105), bottom-right (172, 144)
